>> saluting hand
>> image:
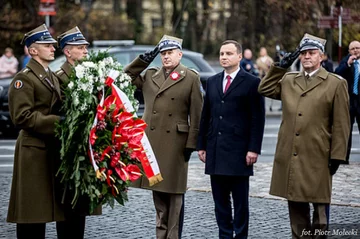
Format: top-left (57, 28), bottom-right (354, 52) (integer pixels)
top-left (246, 151), bottom-right (258, 166)
top-left (278, 47), bottom-right (300, 69)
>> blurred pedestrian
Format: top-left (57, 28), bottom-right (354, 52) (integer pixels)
top-left (321, 52), bottom-right (334, 73)
top-left (335, 40), bottom-right (360, 164)
top-left (256, 47), bottom-right (273, 78)
top-left (258, 33), bottom-right (350, 238)
top-left (240, 48), bottom-right (258, 76)
top-left (55, 26), bottom-right (101, 239)
top-left (19, 46), bottom-right (31, 70)
top-left (6, 24), bottom-right (65, 239)
top-left (197, 40), bottom-right (265, 238)
top-left (256, 47), bottom-right (274, 111)
top-left (0, 47), bottom-right (19, 78)
top-left (124, 35), bottom-right (203, 239)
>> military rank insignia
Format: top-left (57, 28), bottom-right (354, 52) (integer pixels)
top-left (14, 80), bottom-right (23, 89)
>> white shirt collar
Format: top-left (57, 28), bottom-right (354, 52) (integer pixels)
top-left (305, 68), bottom-right (320, 77)
top-left (224, 67), bottom-right (240, 80)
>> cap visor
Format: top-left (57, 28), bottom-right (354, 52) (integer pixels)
top-left (67, 40), bottom-right (90, 46)
top-left (35, 38), bottom-right (57, 44)
top-left (160, 46), bottom-right (179, 52)
top-left (300, 46), bottom-right (322, 52)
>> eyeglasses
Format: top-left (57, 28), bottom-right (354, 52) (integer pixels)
top-left (350, 47), bottom-right (360, 51)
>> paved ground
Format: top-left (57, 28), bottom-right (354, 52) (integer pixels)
top-left (1, 161), bottom-right (360, 238)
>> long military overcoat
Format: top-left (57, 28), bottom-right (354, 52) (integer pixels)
top-left (258, 65), bottom-right (350, 203)
top-left (7, 58), bottom-right (65, 223)
top-left (125, 57), bottom-right (203, 194)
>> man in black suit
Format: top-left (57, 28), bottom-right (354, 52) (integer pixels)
top-left (197, 40), bottom-right (265, 239)
top-left (335, 40), bottom-right (360, 163)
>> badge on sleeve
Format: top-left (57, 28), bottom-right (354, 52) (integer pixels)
top-left (14, 80), bottom-right (23, 89)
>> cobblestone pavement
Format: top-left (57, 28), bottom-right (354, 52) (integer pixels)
top-left (1, 162), bottom-right (360, 238)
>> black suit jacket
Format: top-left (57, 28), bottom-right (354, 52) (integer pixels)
top-left (335, 54), bottom-right (359, 102)
top-left (197, 69), bottom-right (265, 176)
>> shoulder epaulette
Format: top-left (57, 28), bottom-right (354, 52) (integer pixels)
top-left (55, 69), bottom-right (64, 75)
top-left (22, 68), bottom-right (30, 73)
top-left (188, 68), bottom-right (199, 75)
top-left (147, 66), bottom-right (160, 71)
top-left (329, 72), bottom-right (345, 81)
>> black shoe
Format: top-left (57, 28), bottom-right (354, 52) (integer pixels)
top-left (269, 107), bottom-right (273, 112)
top-left (339, 160), bottom-right (349, 165)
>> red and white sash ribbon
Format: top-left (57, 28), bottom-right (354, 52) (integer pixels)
top-left (89, 70), bottom-right (162, 185)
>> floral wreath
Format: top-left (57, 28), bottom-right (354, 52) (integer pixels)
top-left (56, 51), bottom-right (161, 213)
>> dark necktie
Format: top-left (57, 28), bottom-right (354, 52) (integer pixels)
top-left (353, 61), bottom-right (359, 95)
top-left (224, 75), bottom-right (232, 93)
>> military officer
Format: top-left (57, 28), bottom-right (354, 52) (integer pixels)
top-left (125, 35), bottom-right (203, 239)
top-left (6, 24), bottom-right (64, 238)
top-left (56, 26), bottom-right (89, 84)
top-left (258, 34), bottom-right (350, 238)
top-left (55, 27), bottom-right (98, 239)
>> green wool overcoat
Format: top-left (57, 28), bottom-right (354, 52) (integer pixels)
top-left (125, 57), bottom-right (203, 194)
top-left (7, 58), bottom-right (65, 223)
top-left (258, 65), bottom-right (350, 203)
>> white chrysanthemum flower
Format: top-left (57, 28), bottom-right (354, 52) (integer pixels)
top-left (82, 61), bottom-right (96, 68)
top-left (80, 104), bottom-right (87, 111)
top-left (73, 96), bottom-right (79, 106)
top-left (98, 68), bottom-right (104, 80)
top-left (68, 81), bottom-right (74, 89)
top-left (75, 65), bottom-right (85, 79)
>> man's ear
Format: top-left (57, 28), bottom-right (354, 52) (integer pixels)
top-left (28, 47), bottom-right (37, 56)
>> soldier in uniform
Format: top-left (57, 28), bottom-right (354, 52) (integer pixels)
top-left (124, 35), bottom-right (203, 239)
top-left (55, 27), bottom-right (98, 239)
top-left (258, 34), bottom-right (350, 238)
top-left (55, 26), bottom-right (89, 84)
top-left (6, 24), bottom-right (65, 238)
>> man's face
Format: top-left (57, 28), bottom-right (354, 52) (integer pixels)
top-left (244, 49), bottom-right (252, 60)
top-left (4, 50), bottom-right (13, 58)
top-left (299, 49), bottom-right (323, 72)
top-left (219, 43), bottom-right (242, 69)
top-left (29, 43), bottom-right (56, 62)
top-left (66, 45), bottom-right (89, 62)
top-left (160, 49), bottom-right (182, 70)
top-left (349, 41), bottom-right (360, 59)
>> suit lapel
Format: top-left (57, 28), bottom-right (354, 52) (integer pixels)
top-left (222, 70), bottom-right (246, 98)
top-left (27, 59), bottom-right (61, 100)
top-left (216, 72), bottom-right (224, 97)
top-left (151, 69), bottom-right (164, 88)
top-left (304, 68), bottom-right (328, 93)
top-left (158, 64), bottom-right (187, 94)
top-left (61, 61), bottom-right (73, 79)
top-left (294, 73), bottom-right (306, 91)
top-left (27, 59), bottom-right (54, 93)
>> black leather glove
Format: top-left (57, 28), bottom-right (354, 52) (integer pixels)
top-left (278, 47), bottom-right (301, 69)
top-left (329, 159), bottom-right (341, 176)
top-left (139, 45), bottom-right (160, 63)
top-left (184, 148), bottom-right (194, 162)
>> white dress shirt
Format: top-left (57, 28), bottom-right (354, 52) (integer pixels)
top-left (223, 67), bottom-right (240, 92)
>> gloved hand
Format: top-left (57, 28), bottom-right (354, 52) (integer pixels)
top-left (329, 159), bottom-right (341, 176)
top-left (184, 148), bottom-right (194, 162)
top-left (278, 47), bottom-right (301, 69)
top-left (139, 44), bottom-right (160, 63)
